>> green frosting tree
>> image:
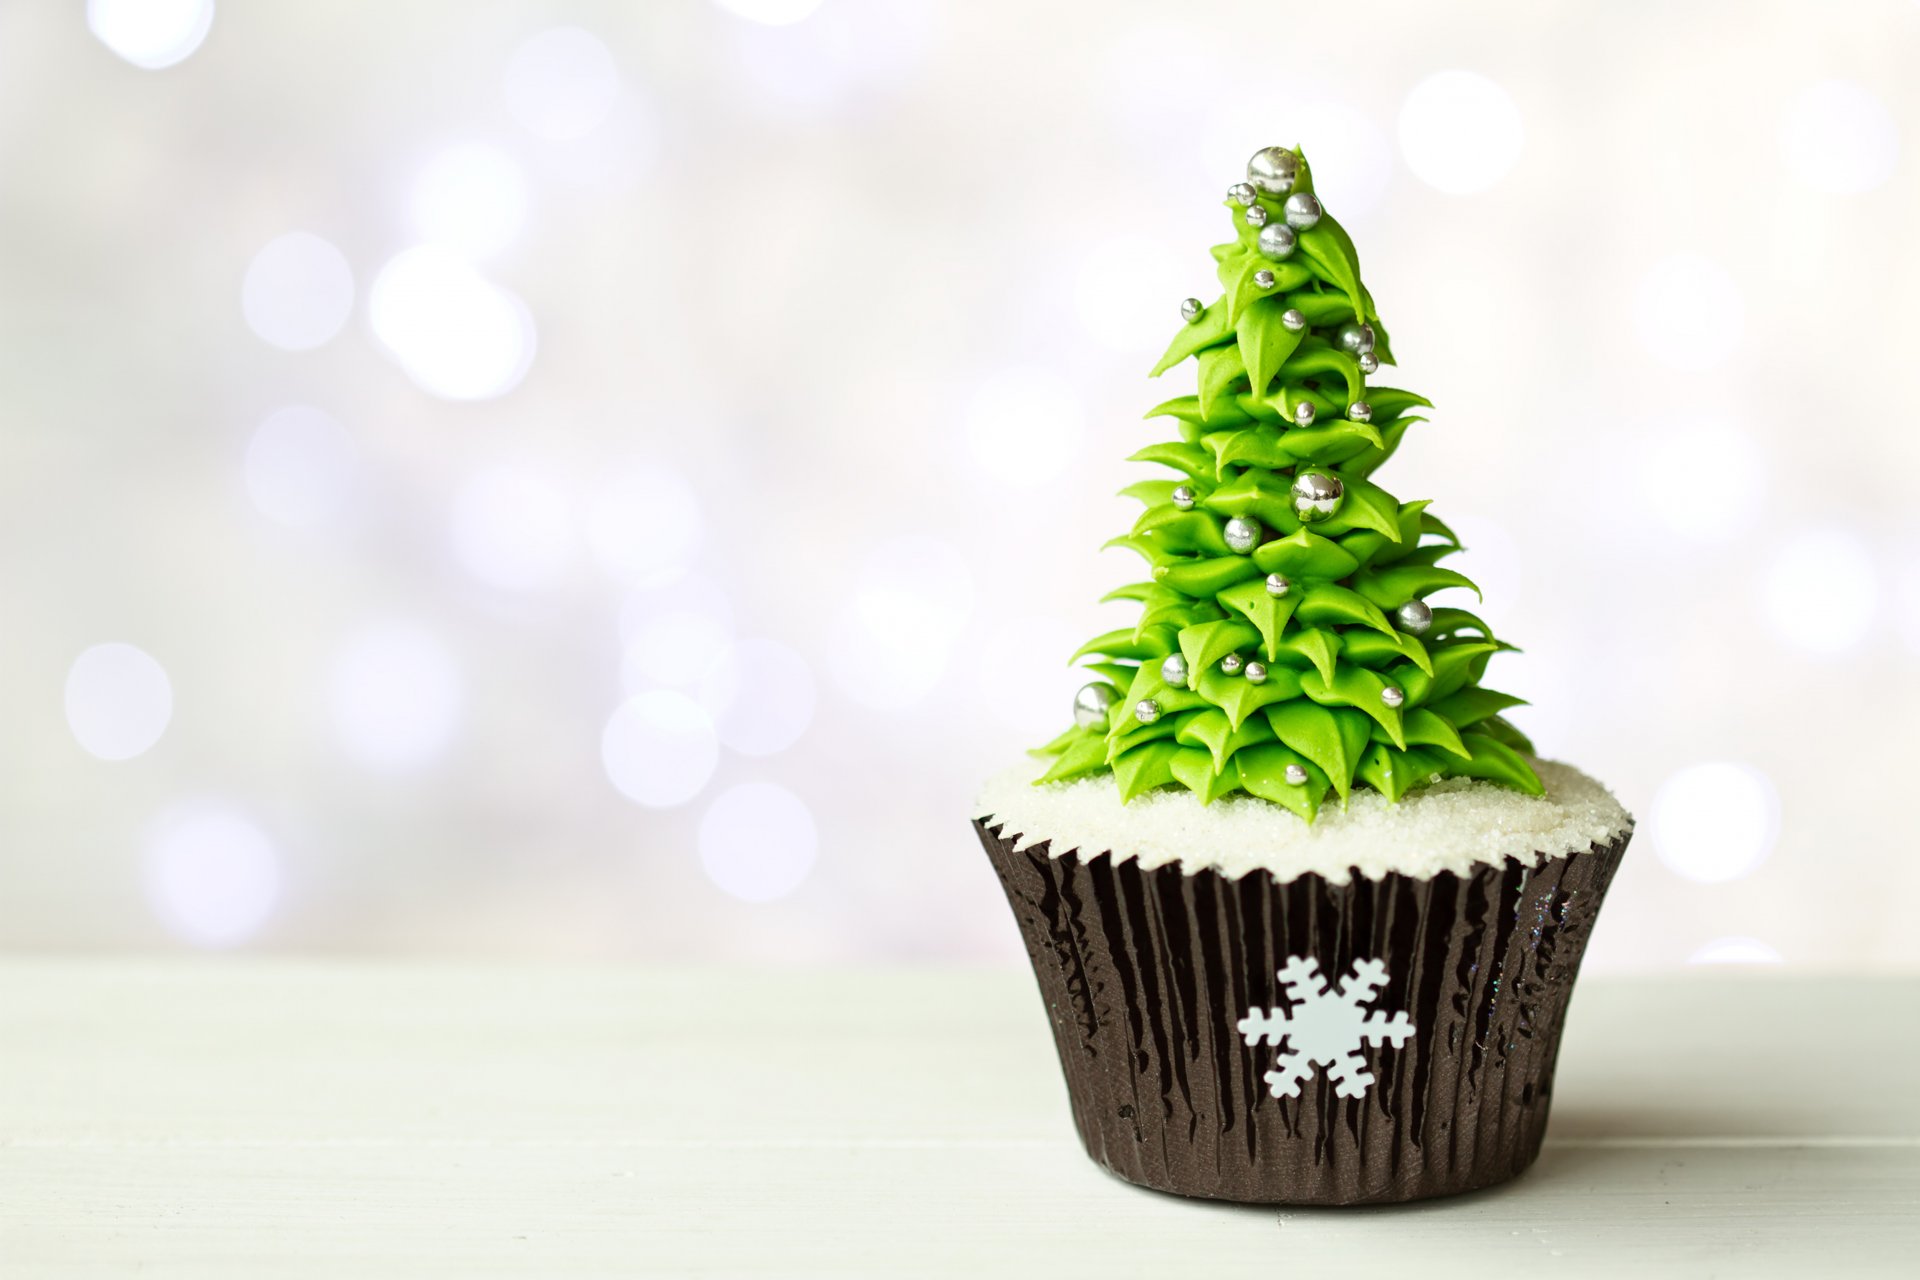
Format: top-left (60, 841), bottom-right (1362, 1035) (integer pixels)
top-left (1035, 145), bottom-right (1541, 821)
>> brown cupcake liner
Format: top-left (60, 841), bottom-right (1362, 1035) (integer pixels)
top-left (975, 817), bottom-right (1630, 1205)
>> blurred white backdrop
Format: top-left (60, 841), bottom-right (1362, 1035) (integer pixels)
top-left (2, 0), bottom-right (1916, 969)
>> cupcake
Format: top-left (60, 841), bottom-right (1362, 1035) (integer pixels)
top-left (973, 145), bottom-right (1633, 1206)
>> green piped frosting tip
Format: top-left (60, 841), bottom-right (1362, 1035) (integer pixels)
top-left (1035, 144), bottom-right (1542, 820)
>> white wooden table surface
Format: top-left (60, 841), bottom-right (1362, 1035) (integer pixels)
top-left (0, 961), bottom-right (1914, 1278)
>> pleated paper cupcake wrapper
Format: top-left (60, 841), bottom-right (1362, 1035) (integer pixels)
top-left (976, 818), bottom-right (1630, 1205)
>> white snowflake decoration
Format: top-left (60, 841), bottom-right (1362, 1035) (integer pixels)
top-left (1238, 956), bottom-right (1415, 1100)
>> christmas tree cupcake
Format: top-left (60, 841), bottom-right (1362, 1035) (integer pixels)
top-left (974, 145), bottom-right (1633, 1205)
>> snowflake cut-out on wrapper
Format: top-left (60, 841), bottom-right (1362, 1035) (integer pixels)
top-left (1238, 956), bottom-right (1414, 1099)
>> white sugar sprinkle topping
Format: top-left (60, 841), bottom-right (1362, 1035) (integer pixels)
top-left (975, 757), bottom-right (1631, 884)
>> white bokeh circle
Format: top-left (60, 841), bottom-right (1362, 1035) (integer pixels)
top-left (1074, 235), bottom-right (1186, 355)
top-left (601, 691), bottom-right (720, 808)
top-left (411, 144), bottom-right (529, 258)
top-left (1688, 936), bottom-right (1783, 965)
top-left (1762, 528), bottom-right (1879, 657)
top-left (1649, 762), bottom-right (1781, 884)
top-left (698, 781), bottom-right (818, 902)
top-left (1900, 542), bottom-right (1920, 658)
top-left (586, 465), bottom-right (705, 588)
top-left (698, 638), bottom-right (817, 756)
top-left (328, 621), bottom-right (466, 774)
top-left (88, 0), bottom-right (214, 70)
top-left (144, 803), bottom-right (279, 948)
top-left (1633, 252), bottom-right (1743, 370)
top-left (66, 643), bottom-right (173, 761)
top-left (1636, 419), bottom-right (1766, 543)
top-left (963, 366), bottom-right (1085, 489)
top-left (1779, 80), bottom-right (1900, 196)
top-left (712, 0), bottom-right (826, 26)
top-left (1397, 70), bottom-right (1524, 195)
top-left (973, 615), bottom-right (1086, 737)
top-left (620, 582), bottom-right (736, 692)
top-left (242, 233), bottom-right (356, 352)
top-left (369, 246), bottom-right (536, 400)
top-left (542, 102), bottom-right (660, 192)
top-left (504, 28), bottom-right (619, 141)
top-left (246, 406), bottom-right (357, 530)
top-left (829, 536), bottom-right (975, 712)
top-left (449, 465), bottom-right (576, 590)
top-left (1103, 20), bottom-right (1214, 153)
top-left (728, 0), bottom-right (936, 109)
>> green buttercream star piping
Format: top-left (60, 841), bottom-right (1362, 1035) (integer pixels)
top-left (1034, 145), bottom-right (1542, 820)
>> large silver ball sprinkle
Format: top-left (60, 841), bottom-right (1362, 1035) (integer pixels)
top-left (1253, 269), bottom-right (1276, 290)
top-left (1291, 471), bottom-right (1344, 523)
top-left (1283, 191), bottom-right (1323, 229)
top-left (1256, 222), bottom-right (1297, 261)
top-left (1246, 147), bottom-right (1300, 196)
top-left (1283, 763), bottom-right (1309, 785)
top-left (1245, 204), bottom-right (1269, 228)
top-left (1160, 653), bottom-right (1190, 687)
top-left (1245, 661), bottom-right (1268, 685)
top-left (1223, 515), bottom-right (1262, 554)
top-left (1358, 351), bottom-right (1380, 375)
top-left (1293, 400), bottom-right (1317, 427)
top-left (1170, 484), bottom-right (1196, 510)
top-left (1180, 297), bottom-right (1203, 324)
top-left (1396, 599), bottom-right (1434, 635)
top-left (1228, 182), bottom-right (1258, 207)
top-left (1349, 400), bottom-right (1373, 423)
top-left (1265, 573), bottom-right (1291, 598)
top-left (1073, 682), bottom-right (1117, 728)
top-left (1335, 321), bottom-right (1376, 356)
top-left (1380, 686), bottom-right (1406, 709)
top-left (1219, 654), bottom-right (1244, 676)
top-left (1281, 308), bottom-right (1306, 332)
top-left (1135, 698), bottom-right (1162, 725)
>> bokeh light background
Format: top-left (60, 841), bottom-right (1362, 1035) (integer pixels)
top-left (4, 0), bottom-right (1917, 970)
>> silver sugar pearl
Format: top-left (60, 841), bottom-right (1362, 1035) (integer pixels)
top-left (1160, 653), bottom-right (1190, 687)
top-left (1223, 515), bottom-right (1262, 554)
top-left (1246, 147), bottom-right (1300, 196)
top-left (1358, 351), bottom-right (1380, 375)
top-left (1293, 400), bottom-right (1317, 426)
top-left (1283, 763), bottom-right (1309, 786)
top-left (1245, 203), bottom-right (1269, 228)
top-left (1135, 698), bottom-right (1162, 724)
top-left (1180, 297), bottom-right (1203, 324)
top-left (1335, 321), bottom-right (1376, 356)
top-left (1253, 269), bottom-right (1276, 289)
top-left (1219, 654), bottom-right (1244, 676)
top-left (1291, 471), bottom-right (1344, 523)
top-left (1228, 182), bottom-right (1258, 207)
top-left (1349, 400), bottom-right (1373, 423)
top-left (1244, 661), bottom-right (1268, 685)
top-left (1380, 686), bottom-right (1406, 709)
top-left (1073, 682), bottom-right (1117, 728)
top-left (1281, 308), bottom-right (1306, 332)
top-left (1256, 222), bottom-right (1297, 261)
top-left (1396, 599), bottom-right (1434, 635)
top-left (1264, 573), bottom-right (1291, 598)
top-left (1283, 191), bottom-right (1323, 229)
top-left (1170, 484), bottom-right (1196, 510)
